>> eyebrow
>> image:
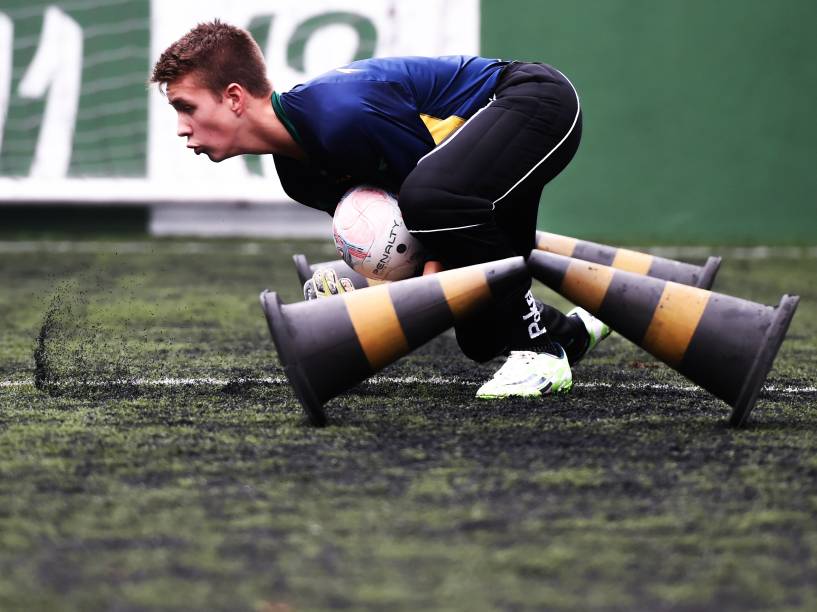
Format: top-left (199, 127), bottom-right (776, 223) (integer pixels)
top-left (169, 97), bottom-right (193, 109)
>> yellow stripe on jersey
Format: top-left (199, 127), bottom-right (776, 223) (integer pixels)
top-left (419, 113), bottom-right (466, 145)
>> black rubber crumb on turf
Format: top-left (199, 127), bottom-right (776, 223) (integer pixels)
top-left (33, 293), bottom-right (58, 392)
top-left (221, 368), bottom-right (266, 396)
top-left (33, 284), bottom-right (75, 394)
top-left (32, 282), bottom-right (144, 401)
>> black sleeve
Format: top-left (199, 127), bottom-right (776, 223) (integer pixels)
top-left (272, 154), bottom-right (354, 215)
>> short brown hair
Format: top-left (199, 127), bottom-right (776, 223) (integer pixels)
top-left (151, 19), bottom-right (272, 98)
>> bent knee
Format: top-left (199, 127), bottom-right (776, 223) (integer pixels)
top-left (397, 182), bottom-right (436, 230)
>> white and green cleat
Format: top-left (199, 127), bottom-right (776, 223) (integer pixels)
top-left (567, 306), bottom-right (611, 363)
top-left (476, 348), bottom-right (573, 399)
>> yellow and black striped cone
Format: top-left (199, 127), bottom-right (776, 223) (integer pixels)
top-left (292, 254), bottom-right (377, 290)
top-left (527, 250), bottom-right (799, 427)
top-left (262, 256), bottom-right (530, 426)
top-left (535, 230), bottom-right (722, 289)
top-left (295, 231), bottom-right (721, 292)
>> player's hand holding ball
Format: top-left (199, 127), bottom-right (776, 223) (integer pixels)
top-left (303, 268), bottom-right (355, 300)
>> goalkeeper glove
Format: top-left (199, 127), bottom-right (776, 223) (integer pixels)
top-left (303, 268), bottom-right (356, 300)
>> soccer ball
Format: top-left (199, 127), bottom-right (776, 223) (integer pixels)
top-left (333, 185), bottom-right (425, 281)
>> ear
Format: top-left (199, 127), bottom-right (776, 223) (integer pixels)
top-left (224, 83), bottom-right (245, 116)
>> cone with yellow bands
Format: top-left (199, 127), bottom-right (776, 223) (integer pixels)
top-left (527, 250), bottom-right (799, 427)
top-left (294, 228), bottom-right (722, 292)
top-left (535, 230), bottom-right (722, 289)
top-left (261, 256), bottom-right (528, 426)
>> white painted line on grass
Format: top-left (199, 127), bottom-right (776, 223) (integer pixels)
top-left (0, 375), bottom-right (457, 388)
top-left (2, 377), bottom-right (815, 395)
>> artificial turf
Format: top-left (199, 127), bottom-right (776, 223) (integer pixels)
top-left (1, 238), bottom-right (815, 611)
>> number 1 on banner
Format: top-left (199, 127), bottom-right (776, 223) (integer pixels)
top-left (17, 6), bottom-right (83, 178)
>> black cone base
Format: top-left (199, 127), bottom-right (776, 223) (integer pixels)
top-left (699, 256), bottom-right (722, 290)
top-left (260, 291), bottom-right (327, 426)
top-left (292, 255), bottom-right (314, 287)
top-left (730, 295), bottom-right (799, 427)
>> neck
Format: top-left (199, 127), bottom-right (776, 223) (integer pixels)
top-left (240, 95), bottom-right (306, 161)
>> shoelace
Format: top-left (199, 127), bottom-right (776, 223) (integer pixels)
top-left (493, 351), bottom-right (538, 380)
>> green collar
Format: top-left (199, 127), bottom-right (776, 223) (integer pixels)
top-left (271, 92), bottom-right (303, 147)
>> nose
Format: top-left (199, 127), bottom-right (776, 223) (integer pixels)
top-left (177, 114), bottom-right (192, 138)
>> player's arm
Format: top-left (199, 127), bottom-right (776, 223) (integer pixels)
top-left (317, 81), bottom-right (432, 189)
top-left (358, 82), bottom-right (435, 186)
top-left (272, 153), bottom-right (354, 214)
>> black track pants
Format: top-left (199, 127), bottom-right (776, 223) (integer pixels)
top-left (399, 62), bottom-right (585, 362)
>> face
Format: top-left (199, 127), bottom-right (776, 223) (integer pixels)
top-left (166, 73), bottom-right (241, 162)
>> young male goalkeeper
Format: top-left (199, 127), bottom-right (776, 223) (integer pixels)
top-left (151, 20), bottom-right (610, 398)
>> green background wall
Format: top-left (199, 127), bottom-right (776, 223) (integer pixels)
top-left (482, 0), bottom-right (817, 244)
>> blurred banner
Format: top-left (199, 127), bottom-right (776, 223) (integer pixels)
top-left (0, 0), bottom-right (478, 203)
top-left (2, 1), bottom-right (815, 243)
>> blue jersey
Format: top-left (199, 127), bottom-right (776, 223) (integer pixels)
top-left (272, 55), bottom-right (507, 213)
